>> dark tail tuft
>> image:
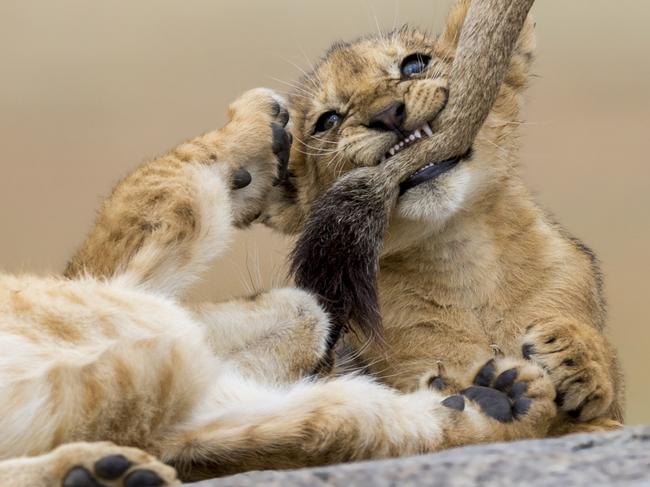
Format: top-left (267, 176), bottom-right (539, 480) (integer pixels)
top-left (289, 173), bottom-right (389, 350)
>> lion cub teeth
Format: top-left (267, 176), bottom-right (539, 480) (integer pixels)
top-left (382, 123), bottom-right (434, 163)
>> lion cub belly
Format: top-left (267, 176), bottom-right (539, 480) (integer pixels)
top-left (0, 275), bottom-right (215, 456)
top-left (353, 281), bottom-right (536, 393)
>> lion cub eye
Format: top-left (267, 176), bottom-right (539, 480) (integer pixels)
top-left (314, 111), bottom-right (341, 133)
top-left (400, 53), bottom-right (431, 77)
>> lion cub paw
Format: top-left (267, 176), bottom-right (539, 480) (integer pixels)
top-left (52, 442), bottom-right (179, 486)
top-left (225, 88), bottom-right (293, 226)
top-left (419, 361), bottom-right (463, 395)
top-left (442, 358), bottom-right (557, 438)
top-left (522, 320), bottom-right (614, 422)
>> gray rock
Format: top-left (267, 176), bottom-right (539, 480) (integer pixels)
top-left (189, 426), bottom-right (650, 486)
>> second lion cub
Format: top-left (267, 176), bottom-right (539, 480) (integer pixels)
top-left (263, 0), bottom-right (624, 434)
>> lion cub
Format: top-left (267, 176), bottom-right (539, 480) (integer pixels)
top-left (263, 0), bottom-right (624, 434)
top-left (0, 87), bottom-right (558, 485)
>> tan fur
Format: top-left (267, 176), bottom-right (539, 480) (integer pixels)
top-left (263, 1), bottom-right (623, 434)
top-left (0, 443), bottom-right (179, 486)
top-left (0, 87), bottom-right (557, 484)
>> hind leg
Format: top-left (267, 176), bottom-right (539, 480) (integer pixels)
top-left (158, 365), bottom-right (556, 480)
top-left (0, 442), bottom-right (178, 487)
top-left (192, 287), bottom-right (332, 384)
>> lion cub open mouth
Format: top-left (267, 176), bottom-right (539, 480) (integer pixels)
top-left (380, 121), bottom-right (434, 162)
top-left (377, 120), bottom-right (462, 195)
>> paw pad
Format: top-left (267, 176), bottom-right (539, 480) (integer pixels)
top-left (63, 467), bottom-right (101, 487)
top-left (441, 394), bottom-right (466, 411)
top-left (473, 359), bottom-right (496, 387)
top-left (231, 168), bottom-right (252, 190)
top-left (428, 375), bottom-right (446, 391)
top-left (124, 469), bottom-right (165, 487)
top-left (94, 454), bottom-right (132, 479)
top-left (63, 454), bottom-right (168, 487)
top-left (461, 361), bottom-right (537, 423)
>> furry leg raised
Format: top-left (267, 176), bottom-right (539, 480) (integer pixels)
top-left (65, 88), bottom-right (291, 299)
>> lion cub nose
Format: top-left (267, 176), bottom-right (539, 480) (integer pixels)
top-left (368, 101), bottom-right (406, 132)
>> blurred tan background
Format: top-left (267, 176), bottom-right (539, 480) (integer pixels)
top-left (0, 1), bottom-right (648, 423)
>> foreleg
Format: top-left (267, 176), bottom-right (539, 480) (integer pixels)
top-left (65, 88), bottom-right (291, 299)
top-left (522, 317), bottom-right (624, 425)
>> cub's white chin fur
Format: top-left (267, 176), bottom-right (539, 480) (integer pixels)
top-left (395, 164), bottom-right (476, 225)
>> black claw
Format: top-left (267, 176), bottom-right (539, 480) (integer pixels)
top-left (522, 343), bottom-right (536, 359)
top-left (276, 144), bottom-right (292, 184)
top-left (428, 376), bottom-right (446, 391)
top-left (277, 107), bottom-right (290, 126)
top-left (124, 469), bottom-right (165, 487)
top-left (554, 390), bottom-right (566, 407)
top-left (473, 359), bottom-right (496, 387)
top-left (512, 397), bottom-right (532, 418)
top-left (441, 395), bottom-right (466, 411)
top-left (494, 368), bottom-right (518, 392)
top-left (463, 386), bottom-right (513, 422)
top-left (510, 381), bottom-right (529, 399)
top-left (271, 122), bottom-right (293, 183)
top-left (270, 99), bottom-right (281, 116)
top-left (270, 100), bottom-right (290, 126)
top-left (94, 454), bottom-right (132, 480)
top-left (63, 467), bottom-right (104, 487)
top-left (271, 122), bottom-right (292, 164)
top-left (273, 123), bottom-right (292, 185)
top-left (231, 168), bottom-right (252, 190)
top-left (271, 123), bottom-right (286, 152)
top-left (568, 407), bottom-right (582, 419)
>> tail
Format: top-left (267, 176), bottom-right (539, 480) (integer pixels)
top-left (289, 170), bottom-right (390, 349)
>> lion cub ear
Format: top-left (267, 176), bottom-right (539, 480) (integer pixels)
top-left (436, 0), bottom-right (536, 92)
top-left (435, 0), bottom-right (472, 58)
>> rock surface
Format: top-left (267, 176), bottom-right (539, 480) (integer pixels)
top-left (190, 426), bottom-right (650, 486)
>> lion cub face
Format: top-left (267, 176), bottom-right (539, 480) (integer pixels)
top-left (265, 4), bottom-right (534, 234)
